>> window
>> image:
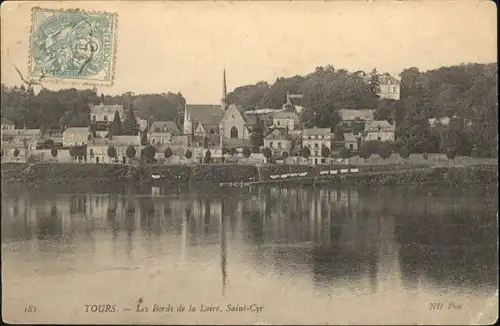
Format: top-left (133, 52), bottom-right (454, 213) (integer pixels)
top-left (314, 143), bottom-right (319, 149)
top-left (270, 141), bottom-right (274, 147)
top-left (230, 126), bottom-right (238, 138)
top-left (92, 115), bottom-right (96, 121)
top-left (349, 144), bottom-right (353, 150)
top-left (277, 120), bottom-right (281, 126)
top-left (103, 116), bottom-right (108, 121)
top-left (277, 142), bottom-right (282, 149)
top-left (318, 135), bottom-right (322, 140)
top-left (377, 137), bottom-right (381, 141)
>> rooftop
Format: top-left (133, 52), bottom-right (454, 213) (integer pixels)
top-left (273, 111), bottom-right (298, 119)
top-left (265, 129), bottom-right (292, 141)
top-left (90, 103), bottom-right (125, 115)
top-left (63, 127), bottom-right (89, 133)
top-left (302, 128), bottom-right (332, 136)
top-left (186, 104), bottom-right (225, 126)
top-left (149, 121), bottom-right (182, 135)
top-left (340, 109), bottom-right (375, 121)
top-left (364, 120), bottom-right (395, 130)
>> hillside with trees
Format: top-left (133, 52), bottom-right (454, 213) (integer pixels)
top-left (1, 84), bottom-right (186, 130)
top-left (227, 63), bottom-right (497, 157)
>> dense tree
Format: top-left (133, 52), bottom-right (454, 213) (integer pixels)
top-left (301, 146), bottom-right (311, 160)
top-left (242, 146), bottom-right (251, 158)
top-left (358, 145), bottom-right (370, 159)
top-left (164, 147), bottom-right (173, 160)
top-left (111, 111), bottom-right (123, 136)
top-left (126, 145), bottom-right (136, 159)
top-left (250, 115), bottom-right (265, 150)
top-left (369, 69), bottom-right (381, 100)
top-left (339, 147), bottom-right (351, 159)
top-left (107, 146), bottom-right (117, 161)
top-left (262, 147), bottom-right (272, 162)
top-left (203, 150), bottom-right (212, 164)
top-left (123, 102), bottom-right (139, 136)
top-left (378, 144), bottom-right (392, 159)
top-left (398, 146), bottom-right (410, 159)
top-left (321, 145), bottom-right (330, 159)
top-left (141, 145), bottom-right (156, 162)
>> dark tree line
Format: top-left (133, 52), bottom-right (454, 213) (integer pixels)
top-left (227, 63), bottom-right (497, 157)
top-left (1, 85), bottom-right (186, 131)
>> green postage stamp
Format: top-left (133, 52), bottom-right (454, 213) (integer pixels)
top-left (28, 7), bottom-right (117, 86)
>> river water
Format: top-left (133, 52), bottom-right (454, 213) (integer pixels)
top-left (2, 184), bottom-right (498, 324)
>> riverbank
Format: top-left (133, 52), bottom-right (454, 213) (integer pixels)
top-left (1, 162), bottom-right (497, 188)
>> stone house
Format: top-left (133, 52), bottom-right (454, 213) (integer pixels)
top-left (344, 133), bottom-right (360, 151)
top-left (62, 127), bottom-right (90, 147)
top-left (364, 120), bottom-right (395, 142)
top-left (263, 129), bottom-right (294, 157)
top-left (148, 121), bottom-right (181, 145)
top-left (87, 135), bottom-right (141, 164)
top-left (1, 117), bottom-right (15, 131)
top-left (89, 103), bottom-right (125, 137)
top-left (183, 104), bottom-right (224, 137)
top-left (272, 111), bottom-right (299, 131)
top-left (301, 128), bottom-right (333, 165)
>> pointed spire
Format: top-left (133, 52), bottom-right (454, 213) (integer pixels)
top-left (221, 67), bottom-right (227, 111)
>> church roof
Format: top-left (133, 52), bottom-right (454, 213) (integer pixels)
top-left (186, 105), bottom-right (224, 126)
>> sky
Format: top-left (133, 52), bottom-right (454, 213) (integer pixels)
top-left (1, 0), bottom-right (497, 104)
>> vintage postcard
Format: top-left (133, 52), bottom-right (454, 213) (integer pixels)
top-left (1, 0), bottom-right (498, 325)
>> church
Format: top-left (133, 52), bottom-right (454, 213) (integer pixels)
top-left (182, 69), bottom-right (257, 148)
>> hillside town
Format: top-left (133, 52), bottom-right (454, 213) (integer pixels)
top-left (1, 70), bottom-right (401, 166)
top-left (1, 62), bottom-right (497, 168)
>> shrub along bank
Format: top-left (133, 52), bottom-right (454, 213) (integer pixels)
top-left (1, 162), bottom-right (497, 187)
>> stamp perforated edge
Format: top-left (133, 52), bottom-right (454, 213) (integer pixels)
top-left (27, 6), bottom-right (118, 87)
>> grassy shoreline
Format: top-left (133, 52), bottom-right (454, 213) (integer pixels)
top-left (1, 161), bottom-right (497, 188)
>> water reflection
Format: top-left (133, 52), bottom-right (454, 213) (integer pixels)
top-left (2, 185), bottom-right (498, 299)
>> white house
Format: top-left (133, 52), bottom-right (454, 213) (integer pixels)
top-left (263, 129), bottom-right (293, 157)
top-left (90, 103), bottom-right (125, 123)
top-left (148, 121), bottom-right (181, 145)
top-left (302, 128), bottom-right (332, 165)
top-left (364, 120), bottom-right (395, 142)
top-left (62, 127), bottom-right (90, 147)
top-left (1, 117), bottom-right (15, 131)
top-left (272, 111), bottom-right (298, 131)
top-left (378, 74), bottom-right (401, 100)
top-left (361, 72), bottom-right (401, 100)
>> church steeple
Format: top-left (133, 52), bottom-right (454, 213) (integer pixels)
top-left (221, 68), bottom-right (227, 111)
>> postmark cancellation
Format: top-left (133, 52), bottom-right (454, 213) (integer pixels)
top-left (28, 7), bottom-right (117, 86)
